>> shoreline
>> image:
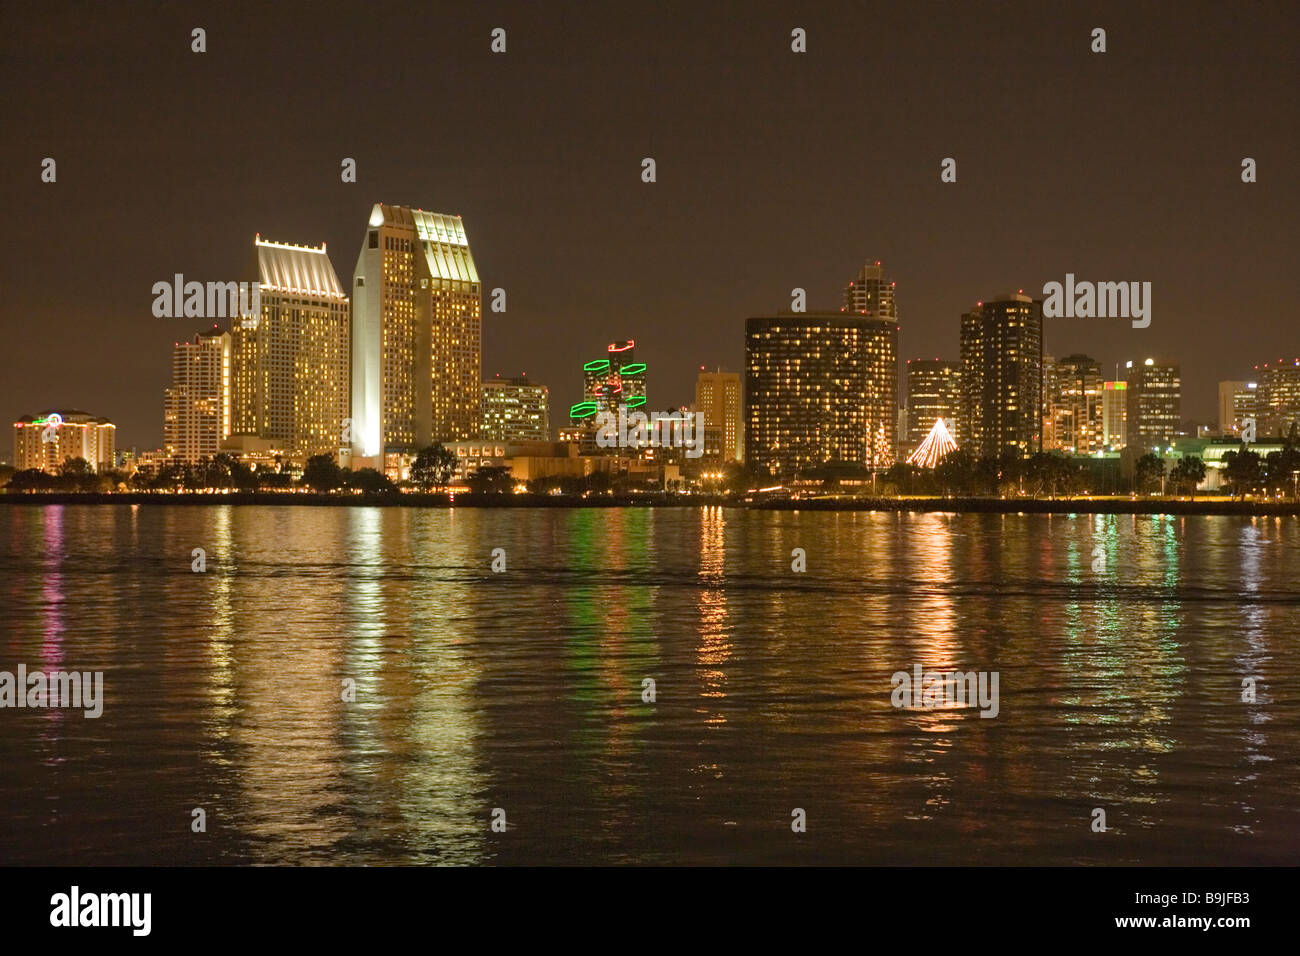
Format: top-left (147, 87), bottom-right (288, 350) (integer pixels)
top-left (2, 492), bottom-right (1298, 515)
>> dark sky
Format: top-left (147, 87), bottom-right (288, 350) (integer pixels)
top-left (2, 0), bottom-right (1296, 450)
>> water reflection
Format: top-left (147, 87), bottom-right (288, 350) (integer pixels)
top-left (0, 507), bottom-right (1297, 865)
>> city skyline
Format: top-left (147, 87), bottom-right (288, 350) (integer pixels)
top-left (5, 0), bottom-right (1300, 895)
top-left (4, 2), bottom-right (1296, 451)
top-left (12, 212), bottom-right (1296, 459)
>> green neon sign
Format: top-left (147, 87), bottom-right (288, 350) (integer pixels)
top-left (619, 363), bottom-right (646, 375)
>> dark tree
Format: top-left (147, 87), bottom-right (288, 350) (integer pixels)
top-left (1170, 456), bottom-right (1207, 498)
top-left (347, 467), bottom-right (397, 495)
top-left (1222, 447), bottom-right (1262, 499)
top-left (302, 454), bottom-right (344, 491)
top-left (467, 465), bottom-right (515, 494)
top-left (933, 448), bottom-right (974, 495)
top-left (1134, 453), bottom-right (1166, 494)
top-left (410, 444), bottom-right (458, 490)
top-left (6, 468), bottom-right (55, 492)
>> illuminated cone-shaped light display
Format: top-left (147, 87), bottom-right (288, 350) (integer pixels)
top-left (907, 417), bottom-right (958, 468)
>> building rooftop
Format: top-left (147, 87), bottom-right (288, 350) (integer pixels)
top-left (256, 237), bottom-right (346, 298)
top-left (367, 204), bottom-right (479, 284)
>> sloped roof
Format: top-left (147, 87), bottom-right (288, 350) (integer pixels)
top-left (256, 238), bottom-right (346, 298)
top-left (368, 204), bottom-right (479, 284)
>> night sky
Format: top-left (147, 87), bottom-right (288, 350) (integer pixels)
top-left (3, 0), bottom-right (1296, 450)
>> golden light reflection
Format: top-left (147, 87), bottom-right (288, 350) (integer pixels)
top-left (696, 506), bottom-right (732, 719)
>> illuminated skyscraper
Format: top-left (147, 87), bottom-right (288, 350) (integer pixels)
top-left (13, 410), bottom-right (116, 473)
top-left (1102, 381), bottom-right (1127, 448)
top-left (745, 312), bottom-right (897, 478)
top-left (1253, 359), bottom-right (1300, 438)
top-left (1043, 353), bottom-right (1103, 454)
top-left (960, 293), bottom-right (1043, 459)
top-left (842, 260), bottom-right (898, 322)
top-left (350, 204), bottom-right (481, 468)
top-left (571, 340), bottom-right (646, 422)
top-left (906, 359), bottom-right (961, 447)
top-left (695, 368), bottom-right (742, 462)
top-left (1123, 358), bottom-right (1181, 451)
top-left (164, 327), bottom-right (231, 463)
top-left (1218, 380), bottom-right (1257, 437)
top-left (231, 237), bottom-right (350, 457)
top-left (482, 375), bottom-right (550, 442)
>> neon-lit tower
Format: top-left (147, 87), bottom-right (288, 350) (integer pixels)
top-left (570, 340), bottom-right (647, 423)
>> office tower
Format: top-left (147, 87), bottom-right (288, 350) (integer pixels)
top-left (842, 260), bottom-right (898, 321)
top-left (350, 203), bottom-right (481, 467)
top-left (960, 293), bottom-right (1044, 459)
top-left (1041, 354), bottom-right (1060, 449)
top-left (1123, 358), bottom-right (1182, 451)
top-left (906, 359), bottom-right (962, 447)
top-left (695, 368), bottom-right (742, 462)
top-left (1218, 380), bottom-right (1257, 437)
top-left (1253, 359), bottom-right (1300, 438)
top-left (230, 237), bottom-right (350, 457)
top-left (571, 340), bottom-right (646, 422)
top-left (13, 410), bottom-right (116, 473)
top-left (1044, 354), bottom-right (1103, 454)
top-left (482, 375), bottom-right (550, 441)
top-left (1102, 381), bottom-right (1127, 448)
top-left (605, 340), bottom-right (646, 408)
top-left (164, 327), bottom-right (231, 463)
top-left (745, 312), bottom-right (897, 478)
top-left (578, 360), bottom-right (609, 417)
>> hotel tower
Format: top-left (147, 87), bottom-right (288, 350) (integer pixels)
top-left (230, 237), bottom-right (350, 457)
top-left (350, 203), bottom-right (482, 470)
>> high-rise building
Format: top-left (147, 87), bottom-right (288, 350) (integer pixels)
top-left (695, 368), bottom-right (742, 462)
top-left (1043, 353), bottom-right (1103, 454)
top-left (1102, 381), bottom-right (1127, 448)
top-left (13, 410), bottom-right (116, 473)
top-left (571, 340), bottom-right (646, 422)
top-left (1041, 354), bottom-right (1061, 448)
top-left (482, 375), bottom-right (550, 442)
top-left (960, 293), bottom-right (1043, 459)
top-left (164, 327), bottom-right (231, 463)
top-left (1253, 359), bottom-right (1300, 438)
top-left (906, 359), bottom-right (961, 447)
top-left (230, 237), bottom-right (350, 457)
top-left (350, 203), bottom-right (481, 468)
top-left (1123, 358), bottom-right (1181, 452)
top-left (842, 260), bottom-right (898, 321)
top-left (1218, 380), bottom-right (1257, 437)
top-left (745, 312), bottom-right (897, 478)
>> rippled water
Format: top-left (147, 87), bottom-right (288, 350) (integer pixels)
top-left (1, 504), bottom-right (1297, 865)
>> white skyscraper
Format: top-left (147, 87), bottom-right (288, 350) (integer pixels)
top-left (351, 203), bottom-right (481, 470)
